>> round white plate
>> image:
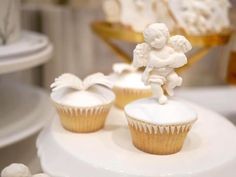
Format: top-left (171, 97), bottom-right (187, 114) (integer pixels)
top-left (0, 44), bottom-right (53, 75)
top-left (0, 82), bottom-right (55, 148)
top-left (37, 102), bottom-right (236, 177)
top-left (0, 31), bottom-right (49, 59)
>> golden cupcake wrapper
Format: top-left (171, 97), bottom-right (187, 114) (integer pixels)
top-left (126, 116), bottom-right (196, 155)
top-left (113, 86), bottom-right (152, 109)
top-left (53, 102), bottom-right (112, 133)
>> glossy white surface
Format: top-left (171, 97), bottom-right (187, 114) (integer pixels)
top-left (51, 86), bottom-right (115, 107)
top-left (37, 101), bottom-right (236, 177)
top-left (0, 83), bottom-right (55, 148)
top-left (125, 98), bottom-right (197, 125)
top-left (0, 33), bottom-right (52, 75)
top-left (113, 72), bottom-right (149, 89)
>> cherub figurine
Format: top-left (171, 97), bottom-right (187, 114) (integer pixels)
top-left (133, 23), bottom-right (191, 104)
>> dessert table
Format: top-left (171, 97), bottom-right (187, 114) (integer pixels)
top-left (37, 100), bottom-right (236, 177)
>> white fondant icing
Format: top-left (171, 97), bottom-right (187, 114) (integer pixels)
top-left (125, 98), bottom-right (197, 125)
top-left (51, 85), bottom-right (115, 107)
top-left (132, 23), bottom-right (191, 104)
top-left (51, 73), bottom-right (113, 92)
top-left (112, 63), bottom-right (137, 74)
top-left (114, 72), bottom-right (150, 89)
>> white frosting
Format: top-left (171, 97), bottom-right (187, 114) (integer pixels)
top-left (51, 73), bottom-right (112, 92)
top-left (125, 98), bottom-right (197, 125)
top-left (1, 163), bottom-right (31, 177)
top-left (51, 85), bottom-right (115, 107)
top-left (114, 72), bottom-right (150, 89)
top-left (112, 63), bottom-right (137, 74)
top-left (169, 0), bottom-right (231, 35)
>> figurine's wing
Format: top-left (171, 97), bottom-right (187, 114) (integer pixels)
top-left (132, 43), bottom-right (150, 68)
top-left (50, 73), bottom-right (83, 91)
top-left (169, 35), bottom-right (192, 53)
top-left (83, 72), bottom-right (113, 90)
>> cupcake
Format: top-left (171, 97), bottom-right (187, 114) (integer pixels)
top-left (125, 98), bottom-right (197, 154)
top-left (50, 73), bottom-right (115, 133)
top-left (124, 23), bottom-right (197, 154)
top-left (111, 63), bottom-right (152, 109)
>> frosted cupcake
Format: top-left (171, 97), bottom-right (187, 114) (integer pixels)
top-left (51, 73), bottom-right (115, 133)
top-left (111, 63), bottom-right (152, 109)
top-left (125, 98), bottom-right (197, 154)
top-left (124, 23), bottom-right (197, 154)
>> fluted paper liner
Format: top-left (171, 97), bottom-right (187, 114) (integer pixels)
top-left (126, 115), bottom-right (196, 155)
top-left (113, 86), bottom-right (152, 109)
top-left (53, 102), bottom-right (112, 133)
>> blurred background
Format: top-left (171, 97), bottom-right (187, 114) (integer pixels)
top-left (0, 0), bottom-right (236, 174)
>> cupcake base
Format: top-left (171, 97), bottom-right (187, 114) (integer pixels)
top-left (54, 103), bottom-right (112, 133)
top-left (113, 86), bottom-right (151, 109)
top-left (127, 116), bottom-right (195, 155)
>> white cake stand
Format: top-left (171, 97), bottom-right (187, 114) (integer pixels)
top-left (0, 82), bottom-right (55, 148)
top-left (0, 30), bottom-right (53, 148)
top-left (0, 31), bottom-right (52, 75)
top-left (37, 101), bottom-right (236, 177)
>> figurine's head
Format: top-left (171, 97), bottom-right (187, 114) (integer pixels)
top-left (143, 23), bottom-right (169, 49)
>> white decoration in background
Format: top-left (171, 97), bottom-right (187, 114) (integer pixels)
top-left (112, 62), bottom-right (137, 74)
top-left (119, 0), bottom-right (157, 32)
top-left (51, 73), bottom-right (113, 92)
top-left (103, 0), bottom-right (230, 35)
top-left (103, 0), bottom-right (120, 23)
top-left (169, 0), bottom-right (231, 35)
top-left (1, 163), bottom-right (51, 177)
top-left (0, 0), bottom-right (21, 45)
top-left (133, 23), bottom-right (191, 104)
top-left (102, 0), bottom-right (175, 32)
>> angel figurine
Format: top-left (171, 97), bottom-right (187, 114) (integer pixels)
top-left (133, 23), bottom-right (192, 104)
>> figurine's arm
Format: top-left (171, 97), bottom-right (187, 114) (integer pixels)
top-left (168, 53), bottom-right (187, 68)
top-left (149, 52), bottom-right (175, 68)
